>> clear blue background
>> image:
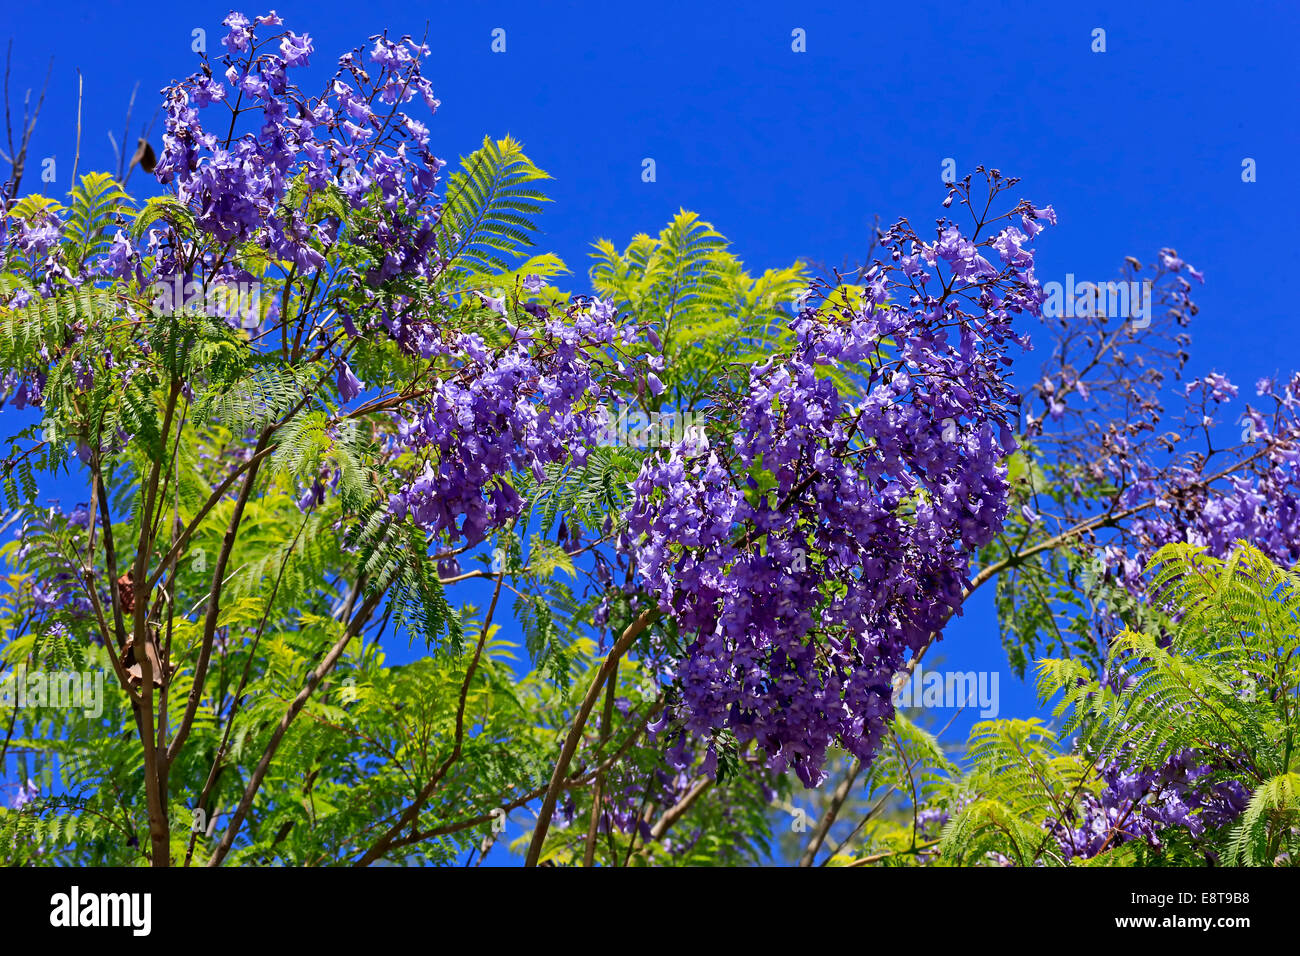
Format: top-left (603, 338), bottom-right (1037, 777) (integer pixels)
top-left (2, 0), bottom-right (1296, 860)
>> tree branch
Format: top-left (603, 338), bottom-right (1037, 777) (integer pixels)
top-left (524, 605), bottom-right (659, 867)
top-left (207, 589), bottom-right (383, 865)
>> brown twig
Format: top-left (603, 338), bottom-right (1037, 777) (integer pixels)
top-left (525, 606), bottom-right (660, 866)
top-left (353, 572), bottom-right (506, 867)
top-left (1, 44), bottom-right (52, 203)
top-left (207, 589), bottom-right (383, 865)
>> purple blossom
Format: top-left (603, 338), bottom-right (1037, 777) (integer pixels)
top-left (337, 361), bottom-right (364, 403)
top-left (279, 32), bottom-right (313, 68)
top-left (10, 779), bottom-right (38, 809)
top-left (628, 178), bottom-right (1052, 785)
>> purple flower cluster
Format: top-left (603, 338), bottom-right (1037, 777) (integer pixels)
top-left (153, 13), bottom-right (446, 329)
top-left (630, 177), bottom-right (1053, 785)
top-left (589, 759), bottom-right (702, 854)
top-left (1020, 249), bottom-right (1300, 628)
top-left (577, 721), bottom-right (775, 859)
top-left (1, 13), bottom-right (453, 416)
top-left (1055, 750), bottom-right (1250, 860)
top-left (8, 502), bottom-right (97, 628)
top-left (386, 299), bottom-right (633, 547)
top-left (1098, 370), bottom-right (1300, 595)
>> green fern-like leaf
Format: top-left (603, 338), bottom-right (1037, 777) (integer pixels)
top-left (437, 135), bottom-right (551, 280)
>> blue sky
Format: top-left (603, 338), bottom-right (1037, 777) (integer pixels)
top-left (2, 0), bottom-right (1296, 859)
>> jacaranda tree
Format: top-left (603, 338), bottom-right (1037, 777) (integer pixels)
top-left (1, 12), bottom-right (1296, 868)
